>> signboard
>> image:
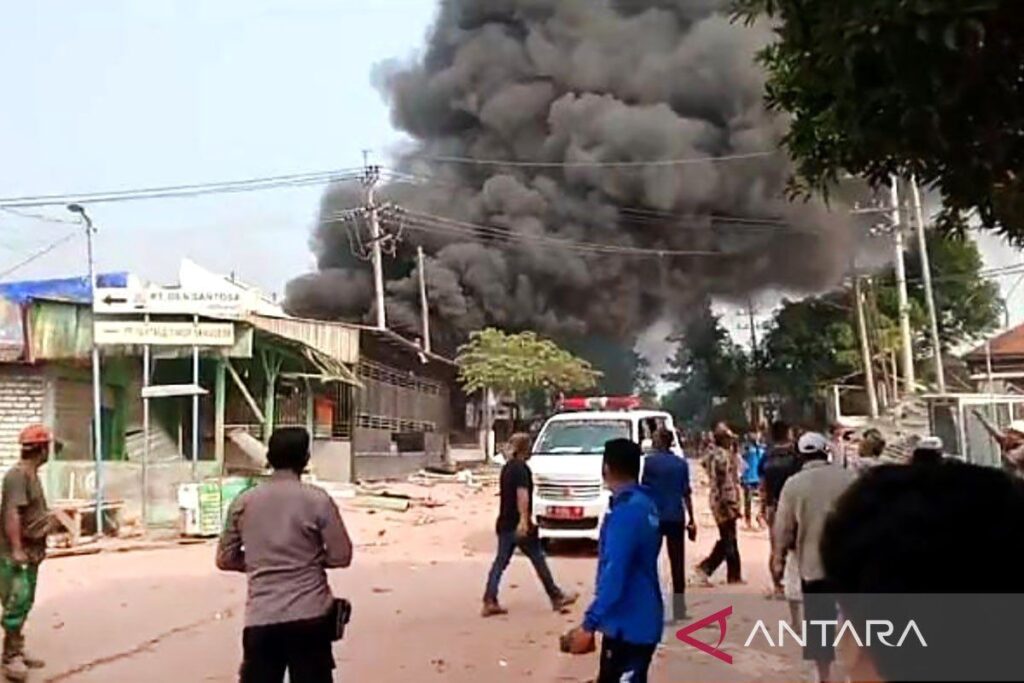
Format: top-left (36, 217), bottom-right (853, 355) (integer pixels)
top-left (94, 320), bottom-right (236, 346)
top-left (93, 286), bottom-right (247, 318)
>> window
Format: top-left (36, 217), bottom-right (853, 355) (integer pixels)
top-left (533, 420), bottom-right (631, 455)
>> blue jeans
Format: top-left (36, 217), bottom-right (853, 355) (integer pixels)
top-left (483, 531), bottom-right (562, 603)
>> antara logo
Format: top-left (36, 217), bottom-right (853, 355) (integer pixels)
top-left (675, 606), bottom-right (733, 664)
top-left (676, 606), bottom-right (928, 664)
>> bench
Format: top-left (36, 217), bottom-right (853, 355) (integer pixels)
top-left (49, 498), bottom-right (126, 548)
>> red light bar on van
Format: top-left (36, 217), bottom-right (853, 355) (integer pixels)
top-left (558, 396), bottom-right (642, 411)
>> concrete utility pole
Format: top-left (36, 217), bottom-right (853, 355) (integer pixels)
top-left (67, 203), bottom-right (104, 535)
top-left (746, 299), bottom-right (759, 425)
top-left (417, 246), bottom-right (431, 354)
top-left (890, 176), bottom-right (916, 395)
top-left (191, 314), bottom-right (200, 478)
top-left (363, 164), bottom-right (386, 330)
top-left (852, 265), bottom-right (879, 418)
top-left (910, 175), bottom-right (946, 393)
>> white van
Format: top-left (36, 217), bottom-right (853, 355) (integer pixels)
top-left (528, 401), bottom-right (682, 542)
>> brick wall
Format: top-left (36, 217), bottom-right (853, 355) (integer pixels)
top-left (0, 367), bottom-right (47, 468)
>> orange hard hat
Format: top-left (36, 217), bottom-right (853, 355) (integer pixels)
top-left (18, 424), bottom-right (53, 446)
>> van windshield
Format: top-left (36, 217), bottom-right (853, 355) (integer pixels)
top-left (534, 420), bottom-right (631, 455)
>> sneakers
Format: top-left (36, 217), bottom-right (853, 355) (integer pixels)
top-left (691, 568), bottom-right (713, 587)
top-left (482, 591), bottom-right (578, 617)
top-left (2, 656), bottom-right (27, 682)
top-left (551, 591), bottom-right (579, 612)
top-left (480, 600), bottom-right (509, 617)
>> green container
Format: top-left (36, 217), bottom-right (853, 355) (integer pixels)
top-left (198, 482), bottom-right (222, 536)
top-left (219, 477), bottom-right (255, 521)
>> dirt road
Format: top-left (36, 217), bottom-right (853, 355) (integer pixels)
top-left (27, 478), bottom-right (791, 682)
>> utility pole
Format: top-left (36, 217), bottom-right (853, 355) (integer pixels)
top-left (67, 203), bottom-right (104, 535)
top-left (890, 176), bottom-right (916, 395)
top-left (417, 246), bottom-right (431, 354)
top-left (191, 314), bottom-right (200, 479)
top-left (910, 175), bottom-right (946, 393)
top-left (852, 263), bottom-right (879, 418)
top-left (746, 299), bottom-right (759, 425)
top-left (363, 163), bottom-right (386, 330)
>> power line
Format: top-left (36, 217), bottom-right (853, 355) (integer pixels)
top-left (375, 208), bottom-right (723, 257)
top-left (386, 169), bottom-right (821, 234)
top-left (0, 168), bottom-right (366, 208)
top-left (0, 207), bottom-right (79, 225)
top-left (382, 168), bottom-right (820, 234)
top-left (0, 231), bottom-right (79, 281)
top-left (405, 149), bottom-right (779, 168)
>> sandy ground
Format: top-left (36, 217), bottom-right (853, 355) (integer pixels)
top-left (23, 474), bottom-right (804, 682)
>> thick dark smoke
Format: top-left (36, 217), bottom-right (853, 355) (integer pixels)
top-left (286, 0), bottom-right (852, 359)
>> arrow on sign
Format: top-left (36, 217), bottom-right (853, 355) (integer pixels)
top-left (102, 295), bottom-right (128, 305)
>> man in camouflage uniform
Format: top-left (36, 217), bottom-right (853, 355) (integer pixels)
top-left (695, 423), bottom-right (743, 585)
top-left (0, 425), bottom-right (57, 681)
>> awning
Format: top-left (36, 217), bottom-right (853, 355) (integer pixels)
top-left (300, 346), bottom-right (363, 388)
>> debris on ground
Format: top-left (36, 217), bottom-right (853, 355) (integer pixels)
top-left (351, 496), bottom-right (411, 512)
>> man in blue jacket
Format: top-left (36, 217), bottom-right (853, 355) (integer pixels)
top-left (565, 438), bottom-right (663, 682)
top-left (641, 428), bottom-right (695, 621)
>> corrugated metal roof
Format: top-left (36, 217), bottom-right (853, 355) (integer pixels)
top-left (351, 324), bottom-right (456, 367)
top-left (247, 314), bottom-right (359, 365)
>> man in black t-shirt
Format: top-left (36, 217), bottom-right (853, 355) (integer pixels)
top-left (482, 433), bottom-right (578, 617)
top-left (758, 420), bottom-right (803, 598)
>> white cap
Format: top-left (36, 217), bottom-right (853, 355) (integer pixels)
top-left (1009, 421), bottom-right (1024, 435)
top-left (917, 436), bottom-right (943, 451)
top-left (797, 432), bottom-right (830, 456)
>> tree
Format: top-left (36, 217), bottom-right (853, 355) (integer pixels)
top-left (761, 292), bottom-right (860, 410)
top-left (455, 328), bottom-right (601, 395)
top-left (633, 357), bottom-right (660, 407)
top-left (761, 234), bottom-right (1001, 407)
top-left (662, 309), bottom-right (749, 430)
top-left (733, 1), bottom-right (1024, 240)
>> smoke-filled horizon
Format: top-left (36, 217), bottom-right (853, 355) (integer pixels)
top-left (286, 0), bottom-right (852, 362)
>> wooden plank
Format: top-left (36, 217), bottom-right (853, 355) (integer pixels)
top-left (350, 496), bottom-right (411, 512)
top-left (225, 359), bottom-right (265, 424)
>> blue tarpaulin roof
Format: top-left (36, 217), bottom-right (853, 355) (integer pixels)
top-left (0, 273), bottom-right (128, 305)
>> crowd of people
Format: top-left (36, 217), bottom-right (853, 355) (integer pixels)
top-left (0, 414), bottom-right (1019, 683)
top-left (483, 418), bottom-right (1024, 683)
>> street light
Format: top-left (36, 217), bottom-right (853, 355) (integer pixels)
top-left (66, 203), bottom-right (104, 535)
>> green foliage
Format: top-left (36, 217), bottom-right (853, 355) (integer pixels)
top-left (762, 293), bottom-right (859, 408)
top-left (761, 234), bottom-right (1000, 402)
top-left (563, 337), bottom-right (644, 395)
top-left (732, 0), bottom-right (1024, 241)
top-left (903, 233), bottom-right (1002, 350)
top-left (633, 357), bottom-right (660, 407)
top-left (455, 328), bottom-right (601, 394)
top-left (661, 309), bottom-right (749, 429)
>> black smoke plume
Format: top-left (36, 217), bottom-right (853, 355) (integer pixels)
top-left (286, 0), bottom-right (852, 362)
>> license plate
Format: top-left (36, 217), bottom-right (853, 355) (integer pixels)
top-left (547, 506), bottom-right (583, 519)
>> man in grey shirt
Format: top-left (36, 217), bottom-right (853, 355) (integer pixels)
top-left (217, 427), bottom-right (352, 683)
top-left (772, 432), bottom-right (855, 683)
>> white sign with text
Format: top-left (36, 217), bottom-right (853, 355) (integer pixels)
top-left (94, 320), bottom-right (236, 346)
top-left (93, 286), bottom-right (247, 318)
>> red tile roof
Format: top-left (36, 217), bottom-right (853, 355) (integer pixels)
top-left (965, 323), bottom-right (1024, 360)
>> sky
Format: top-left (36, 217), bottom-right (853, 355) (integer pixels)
top-left (0, 0), bottom-right (435, 298)
top-left (1, 0), bottom-right (1022, 378)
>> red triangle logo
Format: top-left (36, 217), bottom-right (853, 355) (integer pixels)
top-left (675, 605), bottom-right (733, 664)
